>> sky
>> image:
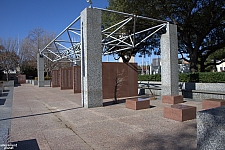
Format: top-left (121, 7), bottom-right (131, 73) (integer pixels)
top-left (0, 0), bottom-right (153, 65)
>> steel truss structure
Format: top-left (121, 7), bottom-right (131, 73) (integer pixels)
top-left (40, 7), bottom-right (168, 62)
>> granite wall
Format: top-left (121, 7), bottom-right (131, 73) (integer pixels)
top-left (102, 62), bottom-right (138, 99)
top-left (60, 67), bottom-right (73, 90)
top-left (51, 70), bottom-right (61, 87)
top-left (18, 74), bottom-right (26, 84)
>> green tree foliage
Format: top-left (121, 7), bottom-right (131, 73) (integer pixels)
top-left (106, 0), bottom-right (225, 72)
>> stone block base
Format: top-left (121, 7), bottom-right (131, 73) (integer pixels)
top-left (164, 104), bottom-right (196, 122)
top-left (162, 95), bottom-right (183, 104)
top-left (126, 98), bottom-right (150, 110)
top-left (202, 99), bottom-right (225, 110)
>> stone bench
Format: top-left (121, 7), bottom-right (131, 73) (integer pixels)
top-left (202, 98), bottom-right (225, 110)
top-left (164, 104), bottom-right (196, 122)
top-left (126, 97), bottom-right (150, 110)
top-left (162, 95), bottom-right (183, 104)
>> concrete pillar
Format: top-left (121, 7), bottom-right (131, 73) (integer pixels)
top-left (37, 54), bottom-right (44, 87)
top-left (81, 8), bottom-right (102, 108)
top-left (161, 23), bottom-right (178, 95)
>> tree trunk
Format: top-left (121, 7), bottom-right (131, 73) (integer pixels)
top-left (114, 77), bottom-right (118, 104)
top-left (199, 60), bottom-right (205, 72)
top-left (189, 51), bottom-right (198, 72)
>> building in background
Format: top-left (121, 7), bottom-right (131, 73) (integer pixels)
top-left (138, 58), bottom-right (190, 75)
top-left (216, 61), bottom-right (225, 72)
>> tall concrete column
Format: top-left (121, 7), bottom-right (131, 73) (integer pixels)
top-left (37, 54), bottom-right (44, 87)
top-left (81, 8), bottom-right (103, 108)
top-left (161, 23), bottom-right (178, 95)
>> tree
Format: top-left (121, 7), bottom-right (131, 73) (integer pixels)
top-left (0, 38), bottom-right (19, 81)
top-left (19, 28), bottom-right (56, 76)
top-left (106, 0), bottom-right (225, 72)
top-left (114, 69), bottom-right (126, 103)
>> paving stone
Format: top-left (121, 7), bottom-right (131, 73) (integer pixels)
top-left (8, 84), bottom-right (202, 150)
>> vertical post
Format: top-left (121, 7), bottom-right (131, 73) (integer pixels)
top-left (37, 54), bottom-right (44, 87)
top-left (161, 23), bottom-right (178, 95)
top-left (81, 8), bottom-right (103, 108)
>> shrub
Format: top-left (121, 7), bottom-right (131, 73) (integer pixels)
top-left (34, 76), bottom-right (51, 80)
top-left (138, 72), bottom-right (225, 83)
top-left (44, 76), bottom-right (51, 80)
top-left (138, 74), bottom-right (161, 81)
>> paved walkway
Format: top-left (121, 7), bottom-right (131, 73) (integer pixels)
top-left (6, 84), bottom-right (202, 150)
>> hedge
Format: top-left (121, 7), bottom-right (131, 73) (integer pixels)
top-left (34, 76), bottom-right (52, 80)
top-left (138, 72), bottom-right (225, 83)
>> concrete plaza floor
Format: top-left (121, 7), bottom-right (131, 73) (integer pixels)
top-left (7, 84), bottom-right (202, 150)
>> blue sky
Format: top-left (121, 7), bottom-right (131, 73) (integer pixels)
top-left (0, 0), bottom-right (154, 65)
top-left (0, 0), bottom-right (109, 39)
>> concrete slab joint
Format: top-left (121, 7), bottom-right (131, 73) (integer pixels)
top-left (81, 8), bottom-right (103, 108)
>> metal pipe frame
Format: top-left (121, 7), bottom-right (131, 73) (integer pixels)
top-left (40, 7), bottom-right (168, 62)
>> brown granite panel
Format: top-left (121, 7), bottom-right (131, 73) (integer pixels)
top-left (162, 95), bottom-right (183, 104)
top-left (164, 104), bottom-right (196, 122)
top-left (51, 70), bottom-right (60, 87)
top-left (18, 74), bottom-right (26, 84)
top-left (126, 98), bottom-right (150, 110)
top-left (60, 67), bottom-right (73, 90)
top-left (202, 99), bottom-right (225, 110)
top-left (102, 62), bottom-right (138, 99)
top-left (73, 66), bottom-right (81, 93)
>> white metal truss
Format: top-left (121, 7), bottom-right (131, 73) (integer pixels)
top-left (40, 7), bottom-right (168, 62)
top-left (40, 16), bottom-right (81, 62)
top-left (98, 8), bottom-right (167, 55)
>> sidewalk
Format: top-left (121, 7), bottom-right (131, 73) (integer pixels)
top-left (8, 84), bottom-right (201, 150)
top-left (0, 85), bottom-right (14, 150)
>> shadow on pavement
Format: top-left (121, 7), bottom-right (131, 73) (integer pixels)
top-left (117, 122), bottom-right (197, 150)
top-left (103, 99), bottom-right (126, 106)
top-left (0, 99), bottom-right (6, 105)
top-left (0, 107), bottom-right (82, 121)
top-left (12, 139), bottom-right (40, 150)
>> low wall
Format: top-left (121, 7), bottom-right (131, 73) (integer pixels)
top-left (138, 81), bottom-right (225, 100)
top-left (3, 80), bottom-right (14, 87)
top-left (26, 80), bottom-right (50, 86)
top-left (0, 82), bottom-right (3, 95)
